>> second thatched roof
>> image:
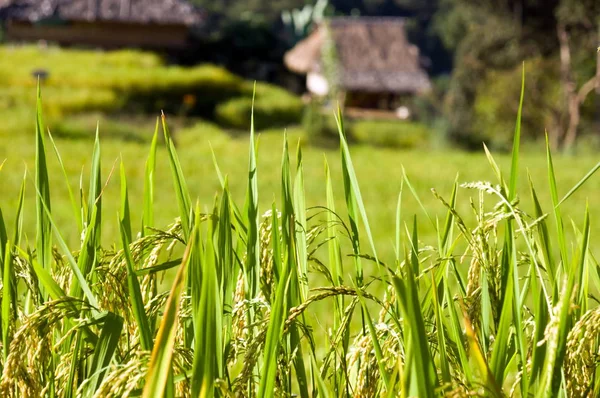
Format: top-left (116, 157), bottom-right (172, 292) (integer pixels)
top-left (285, 17), bottom-right (431, 94)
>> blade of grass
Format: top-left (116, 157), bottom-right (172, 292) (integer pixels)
top-left (257, 272), bottom-right (290, 398)
top-left (395, 185), bottom-right (403, 262)
top-left (2, 241), bottom-right (13, 364)
top-left (335, 107), bottom-right (371, 285)
top-left (257, 205), bottom-right (290, 398)
top-left (119, 161), bottom-right (132, 244)
top-left (508, 63), bottom-right (525, 200)
top-left (48, 131), bottom-right (82, 232)
top-left (161, 113), bottom-right (192, 240)
top-left (325, 158), bottom-right (344, 321)
top-left (86, 312), bottom-right (124, 395)
top-left (142, 231), bottom-right (194, 398)
top-left (87, 125), bottom-right (102, 246)
top-left (33, 185), bottom-right (99, 309)
top-left (134, 259), bottom-right (183, 276)
top-left (141, 119), bottom-right (159, 237)
top-left (529, 174), bottom-right (555, 284)
top-left (191, 205), bottom-right (223, 397)
top-left (391, 271), bottom-right (437, 395)
top-left (431, 271), bottom-right (451, 387)
top-left (216, 180), bottom-right (235, 388)
top-left (119, 218), bottom-right (152, 351)
top-left (12, 172), bottom-right (26, 248)
top-left (68, 200), bottom-right (99, 301)
top-left (556, 161), bottom-right (600, 207)
top-left (281, 135), bottom-right (309, 398)
top-left (443, 270), bottom-right (473, 385)
top-left (293, 142), bottom-right (308, 301)
top-left (65, 332), bottom-right (83, 398)
top-left (243, 85), bottom-right (260, 298)
top-left (546, 133), bottom-right (568, 270)
top-left (210, 143), bottom-right (247, 239)
top-left (537, 208), bottom-right (589, 396)
top-left (402, 168), bottom-right (435, 229)
top-left (67, 127), bottom-right (103, 302)
top-left (489, 240), bottom-right (516, 385)
top-left (35, 83), bottom-right (52, 291)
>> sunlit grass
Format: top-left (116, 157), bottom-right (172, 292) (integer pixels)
top-left (1, 83), bottom-right (600, 396)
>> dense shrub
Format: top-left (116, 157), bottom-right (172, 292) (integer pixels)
top-left (0, 46), bottom-right (246, 117)
top-left (215, 83), bottom-right (303, 130)
top-left (0, 45), bottom-right (307, 132)
top-left (0, 56), bottom-right (246, 117)
top-left (351, 119), bottom-right (430, 149)
top-left (123, 65), bottom-right (247, 115)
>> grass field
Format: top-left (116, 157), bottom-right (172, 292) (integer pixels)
top-left (0, 116), bottom-right (598, 262)
top-left (2, 45), bottom-right (600, 394)
top-left (2, 94), bottom-right (600, 395)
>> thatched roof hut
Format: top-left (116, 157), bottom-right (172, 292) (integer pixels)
top-left (285, 17), bottom-right (431, 95)
top-left (0, 0), bottom-right (205, 49)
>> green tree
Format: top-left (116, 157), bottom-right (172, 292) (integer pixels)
top-left (435, 0), bottom-right (598, 150)
top-left (554, 0), bottom-right (599, 150)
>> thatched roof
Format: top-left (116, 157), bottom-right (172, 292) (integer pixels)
top-left (285, 17), bottom-right (431, 94)
top-left (0, 0), bottom-right (204, 26)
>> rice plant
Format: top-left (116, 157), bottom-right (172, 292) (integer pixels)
top-left (1, 78), bottom-right (600, 397)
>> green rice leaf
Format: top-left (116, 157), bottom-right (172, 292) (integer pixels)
top-left (65, 332), bottom-right (83, 398)
top-left (143, 231), bottom-right (194, 398)
top-left (391, 271), bottom-right (437, 396)
top-left (336, 107), bottom-right (370, 283)
top-left (258, 207), bottom-right (290, 398)
top-left (141, 119), bottom-right (159, 237)
top-left (257, 272), bottom-right (290, 397)
top-left (244, 85), bottom-right (260, 298)
top-left (87, 124), bottom-right (102, 244)
top-left (34, 186), bottom-right (99, 309)
top-left (556, 161), bottom-right (600, 208)
top-left (546, 134), bottom-right (568, 269)
top-left (86, 312), bottom-right (124, 395)
top-left (293, 142), bottom-right (308, 301)
top-left (119, 161), bottom-right (132, 244)
top-left (35, 83), bottom-right (52, 286)
top-left (508, 64), bottom-right (525, 200)
top-left (10, 171), bottom-right (26, 250)
top-left (119, 218), bottom-right (152, 351)
top-left (2, 241), bottom-right (13, 363)
top-left (403, 168), bottom-right (435, 228)
top-left (48, 132), bottom-right (81, 232)
top-left (191, 206), bottom-right (223, 397)
top-left (210, 143), bottom-right (247, 238)
top-left (431, 272), bottom-right (451, 386)
top-left (162, 113), bottom-right (192, 240)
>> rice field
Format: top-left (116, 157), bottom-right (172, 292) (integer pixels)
top-left (0, 88), bottom-right (600, 396)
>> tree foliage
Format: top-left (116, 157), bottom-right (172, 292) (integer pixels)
top-left (435, 0), bottom-right (598, 149)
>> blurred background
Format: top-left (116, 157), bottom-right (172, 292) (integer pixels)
top-left (0, 0), bottom-right (598, 255)
top-left (0, 0), bottom-right (597, 151)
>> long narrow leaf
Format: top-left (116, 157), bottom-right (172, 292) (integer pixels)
top-left (119, 219), bottom-right (152, 351)
top-left (141, 119), bottom-right (159, 237)
top-left (35, 84), bottom-right (52, 287)
top-left (142, 233), bottom-right (194, 398)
